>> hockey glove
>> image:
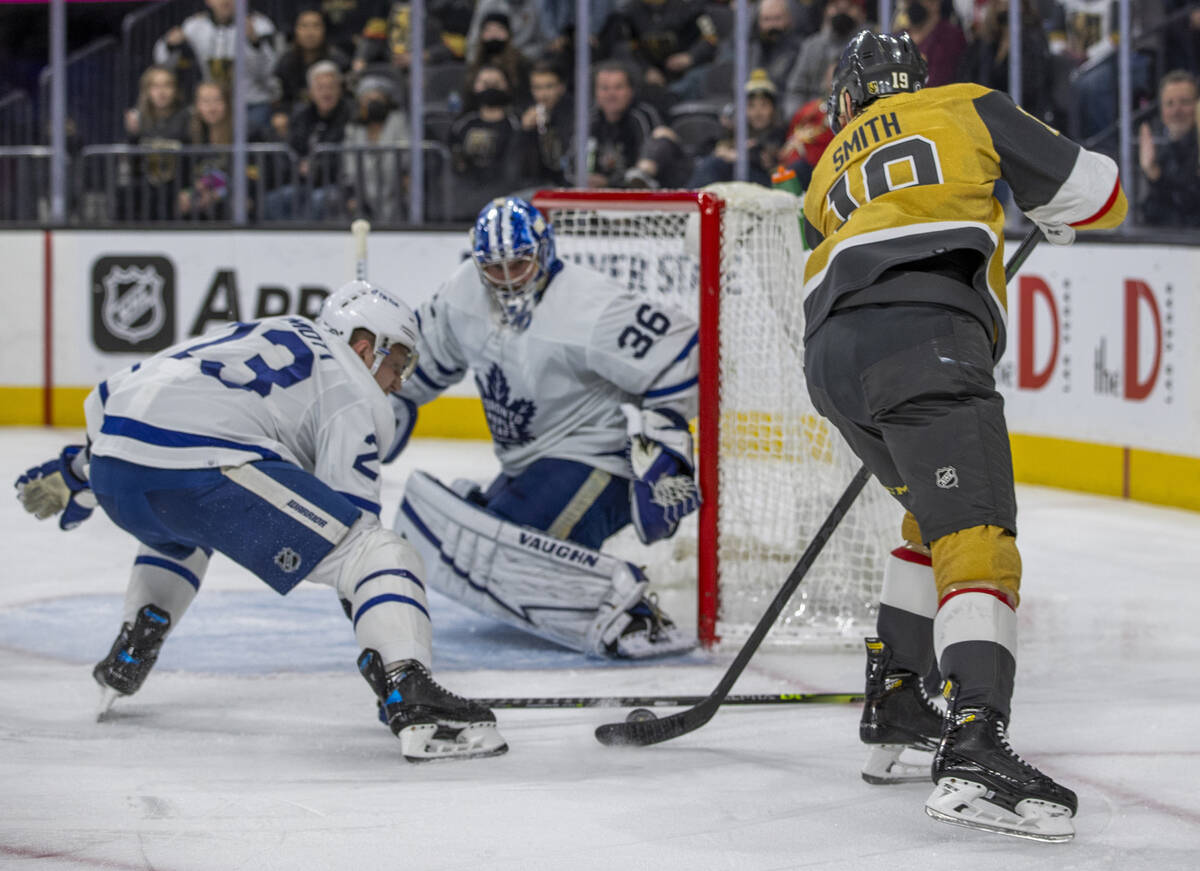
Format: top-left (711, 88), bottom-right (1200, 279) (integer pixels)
top-left (15, 445), bottom-right (98, 530)
top-left (1031, 220), bottom-right (1075, 246)
top-left (623, 404), bottom-right (701, 545)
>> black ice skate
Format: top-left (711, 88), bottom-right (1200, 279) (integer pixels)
top-left (356, 649), bottom-right (508, 762)
top-left (607, 595), bottom-right (695, 659)
top-left (93, 604), bottom-right (172, 720)
top-left (859, 637), bottom-right (944, 784)
top-left (925, 698), bottom-right (1077, 842)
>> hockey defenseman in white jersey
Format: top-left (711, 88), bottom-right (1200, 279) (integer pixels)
top-left (390, 196), bottom-right (698, 658)
top-left (14, 282), bottom-right (507, 762)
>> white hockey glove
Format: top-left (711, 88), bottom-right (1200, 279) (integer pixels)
top-left (1031, 221), bottom-right (1075, 246)
top-left (622, 404), bottom-right (701, 545)
top-left (14, 445), bottom-right (98, 531)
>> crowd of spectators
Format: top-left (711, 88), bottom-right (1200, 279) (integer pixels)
top-left (5, 0), bottom-right (1199, 228)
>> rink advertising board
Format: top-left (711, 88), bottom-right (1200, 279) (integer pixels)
top-left (0, 230), bottom-right (1197, 511)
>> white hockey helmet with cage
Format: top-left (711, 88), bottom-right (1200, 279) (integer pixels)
top-left (470, 196), bottom-right (562, 329)
top-left (317, 280), bottom-right (420, 380)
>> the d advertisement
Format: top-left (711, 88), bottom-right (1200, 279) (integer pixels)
top-left (997, 244), bottom-right (1195, 459)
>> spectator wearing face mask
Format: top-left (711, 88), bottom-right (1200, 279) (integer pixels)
top-left (342, 75), bottom-right (409, 223)
top-left (784, 0), bottom-right (867, 117)
top-left (448, 64), bottom-right (525, 218)
top-left (748, 0), bottom-right (803, 93)
top-left (466, 0), bottom-right (548, 64)
top-left (898, 0), bottom-right (966, 88)
top-left (465, 11), bottom-right (533, 108)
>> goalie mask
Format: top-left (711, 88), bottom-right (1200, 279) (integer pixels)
top-left (317, 280), bottom-right (420, 381)
top-left (471, 196), bottom-right (562, 330)
top-left (828, 29), bottom-right (927, 133)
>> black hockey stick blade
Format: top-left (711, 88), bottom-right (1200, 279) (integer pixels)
top-left (475, 692), bottom-right (863, 710)
top-left (595, 465), bottom-right (874, 747)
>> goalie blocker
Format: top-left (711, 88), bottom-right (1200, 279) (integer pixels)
top-left (395, 470), bottom-right (694, 658)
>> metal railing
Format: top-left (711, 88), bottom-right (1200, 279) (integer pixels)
top-left (59, 141), bottom-right (455, 226)
top-left (78, 143), bottom-right (295, 223)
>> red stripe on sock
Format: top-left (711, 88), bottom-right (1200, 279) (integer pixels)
top-left (939, 587), bottom-right (1015, 610)
top-left (1070, 177), bottom-right (1122, 227)
top-left (890, 546), bottom-right (932, 566)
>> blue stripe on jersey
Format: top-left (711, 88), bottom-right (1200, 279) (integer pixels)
top-left (337, 490), bottom-right (380, 516)
top-left (644, 374), bottom-right (699, 399)
top-left (100, 416), bottom-right (283, 461)
top-left (383, 396), bottom-right (417, 464)
top-left (672, 331), bottom-right (699, 363)
top-left (133, 554), bottom-right (202, 590)
top-left (353, 593), bottom-right (430, 625)
top-left (98, 381), bottom-right (109, 405)
top-left (354, 568), bottom-right (425, 594)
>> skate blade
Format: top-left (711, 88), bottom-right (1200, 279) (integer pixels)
top-left (398, 722), bottom-right (509, 763)
top-left (861, 744), bottom-right (932, 785)
top-left (96, 686), bottom-right (122, 722)
top-left (925, 777), bottom-right (1075, 842)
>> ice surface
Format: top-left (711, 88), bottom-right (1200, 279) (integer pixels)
top-left (2, 429), bottom-right (1198, 870)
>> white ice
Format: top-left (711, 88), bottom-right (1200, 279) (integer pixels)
top-left (1, 428), bottom-right (1198, 870)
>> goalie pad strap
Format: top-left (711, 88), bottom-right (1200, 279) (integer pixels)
top-left (395, 470), bottom-right (647, 655)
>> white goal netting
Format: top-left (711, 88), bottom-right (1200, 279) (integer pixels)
top-left (535, 184), bottom-right (898, 647)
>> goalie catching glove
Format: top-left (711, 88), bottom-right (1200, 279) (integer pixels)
top-left (15, 445), bottom-right (98, 530)
top-left (622, 404), bottom-right (700, 545)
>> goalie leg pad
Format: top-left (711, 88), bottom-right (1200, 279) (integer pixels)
top-left (309, 517), bottom-right (433, 669)
top-left (396, 470), bottom-right (689, 657)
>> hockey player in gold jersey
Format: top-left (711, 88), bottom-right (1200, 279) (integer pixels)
top-left (801, 30), bottom-right (1126, 841)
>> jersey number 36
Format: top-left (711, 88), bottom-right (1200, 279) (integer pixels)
top-left (618, 304), bottom-right (671, 360)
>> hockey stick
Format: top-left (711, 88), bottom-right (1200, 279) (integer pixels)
top-left (475, 692), bottom-right (864, 710)
top-left (351, 218), bottom-right (370, 281)
top-left (594, 229), bottom-right (1045, 748)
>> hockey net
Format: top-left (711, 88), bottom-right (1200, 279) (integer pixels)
top-left (532, 184), bottom-right (898, 648)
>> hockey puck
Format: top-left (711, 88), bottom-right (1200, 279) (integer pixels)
top-left (625, 708), bottom-right (657, 723)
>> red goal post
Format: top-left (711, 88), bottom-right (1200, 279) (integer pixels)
top-left (532, 185), bottom-right (896, 648)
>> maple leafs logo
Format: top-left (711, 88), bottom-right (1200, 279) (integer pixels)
top-left (477, 363), bottom-right (537, 447)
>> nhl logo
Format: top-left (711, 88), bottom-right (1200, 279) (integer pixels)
top-left (91, 256), bottom-right (176, 352)
top-left (274, 547), bottom-right (302, 573)
top-left (935, 466), bottom-right (959, 489)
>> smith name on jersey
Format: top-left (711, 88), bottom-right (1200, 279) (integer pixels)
top-left (395, 259), bottom-right (698, 478)
top-left (802, 82), bottom-right (1126, 357)
top-left (84, 316), bottom-right (396, 517)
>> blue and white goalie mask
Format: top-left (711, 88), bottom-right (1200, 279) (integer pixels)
top-left (317, 279), bottom-right (420, 381)
top-left (471, 197), bottom-right (562, 330)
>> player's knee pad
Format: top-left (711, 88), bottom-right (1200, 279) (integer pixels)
top-left (929, 524), bottom-right (1021, 607)
top-left (396, 470), bottom-right (649, 656)
top-left (123, 544), bottom-right (208, 628)
top-left (311, 516), bottom-right (432, 669)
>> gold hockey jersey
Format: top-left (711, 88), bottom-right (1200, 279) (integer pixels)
top-left (802, 82), bottom-right (1126, 355)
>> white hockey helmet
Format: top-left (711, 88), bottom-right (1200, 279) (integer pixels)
top-left (317, 280), bottom-right (420, 380)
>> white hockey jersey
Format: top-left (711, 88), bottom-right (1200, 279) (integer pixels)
top-left (153, 10), bottom-right (279, 105)
top-left (396, 260), bottom-right (699, 479)
top-left (84, 316), bottom-right (395, 516)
